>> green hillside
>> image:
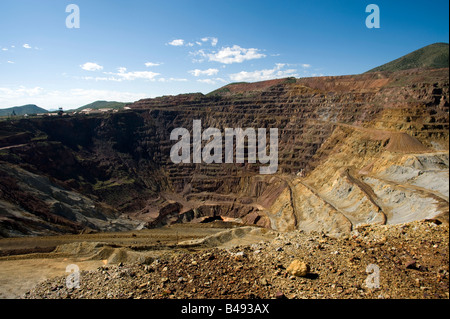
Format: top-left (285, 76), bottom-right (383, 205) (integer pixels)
top-left (366, 42), bottom-right (449, 73)
top-left (73, 100), bottom-right (130, 112)
top-left (0, 104), bottom-right (48, 117)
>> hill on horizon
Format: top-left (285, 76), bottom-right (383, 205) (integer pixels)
top-left (2, 43), bottom-right (448, 114)
top-left (366, 42), bottom-right (449, 73)
top-left (207, 43), bottom-right (449, 96)
top-left (71, 100), bottom-right (130, 112)
top-left (0, 104), bottom-right (48, 117)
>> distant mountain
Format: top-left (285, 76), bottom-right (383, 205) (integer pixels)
top-left (72, 100), bottom-right (130, 112)
top-left (366, 42), bottom-right (449, 73)
top-left (0, 104), bottom-right (48, 117)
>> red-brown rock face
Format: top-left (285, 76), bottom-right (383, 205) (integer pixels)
top-left (0, 68), bottom-right (448, 237)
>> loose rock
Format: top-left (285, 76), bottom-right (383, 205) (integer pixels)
top-left (286, 260), bottom-right (310, 277)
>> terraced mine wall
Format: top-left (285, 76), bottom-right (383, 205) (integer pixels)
top-left (0, 68), bottom-right (448, 237)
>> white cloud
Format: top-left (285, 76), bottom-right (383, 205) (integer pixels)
top-left (0, 86), bottom-right (148, 110)
top-left (201, 37), bottom-right (218, 46)
top-left (80, 65), bottom-right (161, 82)
top-left (2, 48), bottom-right (8, 51)
top-left (201, 45), bottom-right (266, 64)
top-left (157, 77), bottom-right (188, 82)
top-left (103, 67), bottom-right (160, 81)
top-left (80, 62), bottom-right (103, 71)
top-left (189, 68), bottom-right (219, 77)
top-left (229, 63), bottom-right (298, 82)
top-left (197, 79), bottom-right (215, 85)
top-left (169, 37), bottom-right (218, 50)
top-left (190, 49), bottom-right (207, 63)
top-left (168, 39), bottom-right (184, 46)
top-left (0, 86), bottom-right (44, 100)
top-left (7, 60), bottom-right (14, 64)
top-left (197, 78), bottom-right (227, 85)
top-left (145, 62), bottom-right (161, 67)
top-left (23, 43), bottom-right (32, 49)
top-left (302, 64), bottom-right (311, 68)
top-left (81, 76), bottom-right (122, 82)
top-left (68, 89), bottom-right (146, 102)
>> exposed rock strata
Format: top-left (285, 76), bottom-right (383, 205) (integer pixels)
top-left (0, 68), bottom-right (448, 236)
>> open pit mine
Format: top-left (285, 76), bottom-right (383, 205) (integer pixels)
top-left (1, 68), bottom-right (448, 237)
top-left (0, 66), bottom-right (448, 300)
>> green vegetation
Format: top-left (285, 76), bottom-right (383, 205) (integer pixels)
top-left (366, 42), bottom-right (449, 73)
top-left (206, 87), bottom-right (231, 96)
top-left (228, 82), bottom-right (249, 85)
top-left (283, 77), bottom-right (297, 84)
top-left (71, 100), bottom-right (130, 112)
top-left (206, 82), bottom-right (249, 96)
top-left (0, 104), bottom-right (48, 116)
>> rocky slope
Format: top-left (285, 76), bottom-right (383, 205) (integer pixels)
top-left (0, 67), bottom-right (448, 237)
top-left (0, 165), bottom-right (141, 237)
top-left (23, 220), bottom-right (449, 299)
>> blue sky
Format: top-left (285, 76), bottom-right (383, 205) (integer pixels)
top-left (0, 0), bottom-right (448, 110)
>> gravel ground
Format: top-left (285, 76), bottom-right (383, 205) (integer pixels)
top-left (23, 220), bottom-right (449, 299)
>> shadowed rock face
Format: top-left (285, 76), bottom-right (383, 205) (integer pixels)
top-left (0, 68), bottom-right (448, 237)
